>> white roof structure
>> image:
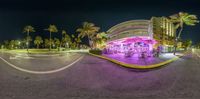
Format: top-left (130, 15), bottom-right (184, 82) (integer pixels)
top-left (107, 20), bottom-right (153, 42)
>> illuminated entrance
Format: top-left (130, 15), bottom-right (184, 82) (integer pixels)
top-left (104, 20), bottom-right (157, 58)
top-left (106, 36), bottom-right (157, 57)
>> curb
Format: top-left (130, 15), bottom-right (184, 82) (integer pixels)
top-left (88, 52), bottom-right (184, 69)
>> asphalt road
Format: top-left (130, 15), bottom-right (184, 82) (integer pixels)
top-left (0, 50), bottom-right (200, 99)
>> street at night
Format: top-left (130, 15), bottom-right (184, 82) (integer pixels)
top-left (1, 0), bottom-right (200, 99)
top-left (0, 50), bottom-right (200, 99)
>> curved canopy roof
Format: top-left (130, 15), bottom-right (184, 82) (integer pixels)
top-left (107, 20), bottom-right (153, 42)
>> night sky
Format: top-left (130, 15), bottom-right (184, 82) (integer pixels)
top-left (0, 0), bottom-right (200, 44)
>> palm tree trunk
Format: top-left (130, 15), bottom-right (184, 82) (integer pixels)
top-left (37, 44), bottom-right (39, 49)
top-left (177, 26), bottom-right (183, 39)
top-left (174, 26), bottom-right (183, 55)
top-left (49, 31), bottom-right (51, 51)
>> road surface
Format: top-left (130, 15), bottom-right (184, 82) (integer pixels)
top-left (0, 50), bottom-right (200, 99)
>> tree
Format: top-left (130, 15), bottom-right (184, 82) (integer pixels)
top-left (61, 30), bottom-right (67, 48)
top-left (197, 43), bottom-right (200, 49)
top-left (26, 36), bottom-right (32, 47)
top-left (23, 25), bottom-right (35, 52)
top-left (34, 36), bottom-right (43, 49)
top-left (0, 43), bottom-right (3, 49)
top-left (4, 40), bottom-right (9, 49)
top-left (62, 30), bottom-right (71, 49)
top-left (45, 25), bottom-right (58, 51)
top-left (94, 32), bottom-right (108, 49)
top-left (74, 37), bottom-right (82, 49)
top-left (62, 30), bottom-right (67, 36)
top-left (182, 39), bottom-right (192, 50)
top-left (169, 12), bottom-right (199, 55)
top-left (14, 40), bottom-right (21, 49)
top-left (9, 40), bottom-right (15, 49)
top-left (21, 39), bottom-right (27, 49)
top-left (54, 38), bottom-right (60, 50)
top-left (76, 22), bottom-right (100, 48)
top-left (44, 39), bottom-right (50, 48)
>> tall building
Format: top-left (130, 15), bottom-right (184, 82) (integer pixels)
top-left (151, 17), bottom-right (176, 52)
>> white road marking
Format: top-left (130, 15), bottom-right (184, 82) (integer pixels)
top-left (0, 55), bottom-right (84, 74)
top-left (9, 56), bottom-right (34, 60)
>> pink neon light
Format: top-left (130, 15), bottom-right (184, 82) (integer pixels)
top-left (108, 37), bottom-right (157, 45)
top-left (105, 36), bottom-right (158, 57)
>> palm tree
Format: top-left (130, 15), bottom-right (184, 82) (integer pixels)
top-left (75, 37), bottom-right (82, 49)
top-left (182, 39), bottom-right (192, 50)
top-left (14, 40), bottom-right (21, 49)
top-left (169, 12), bottom-right (199, 54)
top-left (76, 22), bottom-right (100, 48)
top-left (44, 39), bottom-right (50, 48)
top-left (45, 25), bottom-right (58, 51)
top-left (23, 25), bottom-right (35, 52)
top-left (34, 36), bottom-right (43, 49)
top-left (61, 30), bottom-right (67, 48)
top-left (9, 40), bottom-right (15, 49)
top-left (95, 32), bottom-right (108, 49)
top-left (54, 38), bottom-right (60, 50)
top-left (4, 40), bottom-right (9, 49)
top-left (62, 30), bottom-right (71, 49)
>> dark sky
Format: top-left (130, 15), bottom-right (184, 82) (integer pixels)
top-left (0, 0), bottom-right (200, 44)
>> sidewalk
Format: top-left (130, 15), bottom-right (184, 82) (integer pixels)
top-left (103, 53), bottom-right (183, 66)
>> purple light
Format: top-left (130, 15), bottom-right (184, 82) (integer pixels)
top-left (105, 36), bottom-right (157, 58)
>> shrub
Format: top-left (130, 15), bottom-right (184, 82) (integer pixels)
top-left (89, 49), bottom-right (102, 55)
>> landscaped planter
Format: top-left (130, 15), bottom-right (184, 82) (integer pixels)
top-left (89, 49), bottom-right (102, 55)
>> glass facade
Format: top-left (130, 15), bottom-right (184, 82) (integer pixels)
top-left (151, 17), bottom-right (176, 52)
